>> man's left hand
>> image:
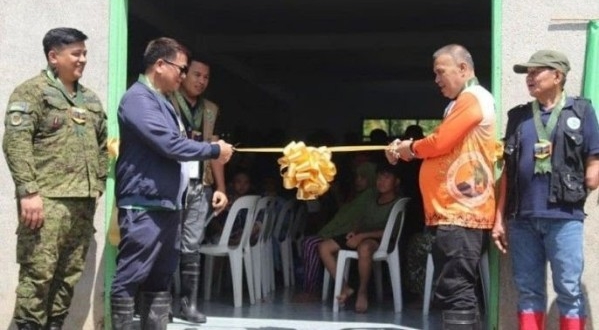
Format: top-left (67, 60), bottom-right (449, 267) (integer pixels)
top-left (396, 140), bottom-right (414, 161)
top-left (212, 190), bottom-right (228, 215)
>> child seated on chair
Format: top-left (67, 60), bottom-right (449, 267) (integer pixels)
top-left (206, 170), bottom-right (256, 245)
top-left (318, 163), bottom-right (401, 313)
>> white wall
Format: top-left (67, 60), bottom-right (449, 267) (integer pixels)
top-left (500, 1), bottom-right (599, 329)
top-left (0, 1), bottom-right (109, 329)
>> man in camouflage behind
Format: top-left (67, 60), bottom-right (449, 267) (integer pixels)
top-left (2, 27), bottom-right (108, 330)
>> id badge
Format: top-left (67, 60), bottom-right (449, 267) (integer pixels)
top-left (534, 139), bottom-right (552, 159)
top-left (188, 161), bottom-right (200, 179)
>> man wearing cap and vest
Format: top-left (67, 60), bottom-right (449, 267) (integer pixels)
top-left (169, 57), bottom-right (227, 324)
top-left (493, 50), bottom-right (599, 330)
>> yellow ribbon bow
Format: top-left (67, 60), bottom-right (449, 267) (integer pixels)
top-left (277, 141), bottom-right (337, 200)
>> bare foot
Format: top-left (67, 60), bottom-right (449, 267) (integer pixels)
top-left (336, 286), bottom-right (355, 306)
top-left (355, 292), bottom-right (368, 313)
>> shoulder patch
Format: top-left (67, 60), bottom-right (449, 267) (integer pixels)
top-left (8, 101), bottom-right (30, 113)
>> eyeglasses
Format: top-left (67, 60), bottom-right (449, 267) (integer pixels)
top-left (162, 59), bottom-right (188, 76)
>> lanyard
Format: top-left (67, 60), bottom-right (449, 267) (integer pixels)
top-left (532, 92), bottom-right (566, 141)
top-left (45, 68), bottom-right (84, 106)
top-left (138, 74), bottom-right (186, 134)
top-left (174, 91), bottom-right (204, 131)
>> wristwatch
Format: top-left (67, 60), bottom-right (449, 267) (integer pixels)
top-left (408, 141), bottom-right (417, 158)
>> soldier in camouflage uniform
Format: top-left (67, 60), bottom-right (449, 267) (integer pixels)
top-left (2, 27), bottom-right (108, 330)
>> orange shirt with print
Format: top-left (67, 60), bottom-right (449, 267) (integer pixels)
top-left (412, 85), bottom-right (496, 229)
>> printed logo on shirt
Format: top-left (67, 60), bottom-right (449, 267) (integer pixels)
top-left (446, 151), bottom-right (494, 208)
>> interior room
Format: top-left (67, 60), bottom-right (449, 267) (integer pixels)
top-left (126, 1), bottom-right (492, 327)
top-left (128, 0), bottom-right (491, 146)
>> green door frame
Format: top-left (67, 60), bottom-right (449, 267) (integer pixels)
top-left (104, 0), bottom-right (128, 329)
top-left (102, 1), bottom-right (503, 328)
top-left (489, 1), bottom-right (502, 330)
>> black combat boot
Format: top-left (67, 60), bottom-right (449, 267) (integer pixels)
top-left (16, 323), bottom-right (42, 330)
top-left (111, 296), bottom-right (134, 330)
top-left (140, 291), bottom-right (171, 330)
top-left (442, 310), bottom-right (481, 330)
top-left (46, 314), bottom-right (66, 330)
top-left (179, 253), bottom-right (207, 323)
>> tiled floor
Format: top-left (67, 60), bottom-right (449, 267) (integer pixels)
top-left (154, 286), bottom-right (443, 330)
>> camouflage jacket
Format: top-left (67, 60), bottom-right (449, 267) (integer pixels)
top-left (3, 71), bottom-right (108, 198)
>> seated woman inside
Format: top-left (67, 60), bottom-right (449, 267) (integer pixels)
top-left (318, 163), bottom-right (401, 313)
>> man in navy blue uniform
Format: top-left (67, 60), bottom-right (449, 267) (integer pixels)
top-left (110, 37), bottom-right (233, 330)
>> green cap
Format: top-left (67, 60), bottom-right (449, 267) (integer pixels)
top-left (513, 50), bottom-right (570, 74)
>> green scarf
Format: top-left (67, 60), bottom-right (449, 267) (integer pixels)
top-left (532, 93), bottom-right (566, 174)
top-left (174, 91), bottom-right (204, 131)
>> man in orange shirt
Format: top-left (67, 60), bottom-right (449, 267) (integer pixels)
top-left (387, 44), bottom-right (496, 329)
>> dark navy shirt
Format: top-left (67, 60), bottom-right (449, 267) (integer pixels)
top-left (514, 97), bottom-right (599, 220)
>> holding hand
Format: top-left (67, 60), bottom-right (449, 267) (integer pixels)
top-left (396, 140), bottom-right (415, 162)
top-left (213, 140), bottom-right (233, 164)
top-left (385, 139), bottom-right (402, 165)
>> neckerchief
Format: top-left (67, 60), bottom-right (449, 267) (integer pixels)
top-left (532, 92), bottom-right (566, 174)
top-left (174, 91), bottom-right (204, 131)
top-left (45, 67), bottom-right (84, 106)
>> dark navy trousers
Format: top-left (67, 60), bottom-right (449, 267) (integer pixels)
top-left (111, 208), bottom-right (181, 298)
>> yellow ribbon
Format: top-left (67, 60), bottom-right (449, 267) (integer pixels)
top-left (106, 137), bottom-right (120, 245)
top-left (274, 141), bottom-right (337, 200)
top-left (236, 143), bottom-right (388, 200)
top-left (494, 140), bottom-right (504, 163)
top-left (108, 137), bottom-right (120, 159)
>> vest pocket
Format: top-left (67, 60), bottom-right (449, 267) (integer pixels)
top-left (559, 170), bottom-right (586, 203)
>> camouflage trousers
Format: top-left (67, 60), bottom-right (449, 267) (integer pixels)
top-left (14, 197), bottom-right (96, 325)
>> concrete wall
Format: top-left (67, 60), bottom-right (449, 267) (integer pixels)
top-left (500, 1), bottom-right (599, 329)
top-left (0, 1), bottom-right (109, 329)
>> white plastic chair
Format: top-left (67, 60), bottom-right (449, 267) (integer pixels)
top-left (249, 196), bottom-right (277, 301)
top-left (271, 199), bottom-right (296, 287)
top-left (422, 249), bottom-right (490, 315)
top-left (199, 195), bottom-right (260, 307)
top-left (293, 203), bottom-right (308, 258)
top-left (329, 197), bottom-right (411, 313)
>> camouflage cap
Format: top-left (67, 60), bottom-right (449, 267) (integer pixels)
top-left (513, 50), bottom-right (570, 74)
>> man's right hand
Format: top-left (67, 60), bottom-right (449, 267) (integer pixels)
top-left (20, 193), bottom-right (44, 230)
top-left (213, 139), bottom-right (233, 164)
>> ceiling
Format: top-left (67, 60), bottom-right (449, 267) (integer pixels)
top-left (127, 0), bottom-right (491, 135)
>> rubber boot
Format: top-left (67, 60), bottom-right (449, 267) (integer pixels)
top-left (111, 296), bottom-right (135, 330)
top-left (518, 312), bottom-right (545, 330)
top-left (46, 314), bottom-right (66, 330)
top-left (442, 310), bottom-right (481, 330)
top-left (179, 253), bottom-right (207, 323)
top-left (560, 316), bottom-right (585, 330)
top-left (16, 323), bottom-right (42, 330)
top-left (140, 291), bottom-right (171, 330)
